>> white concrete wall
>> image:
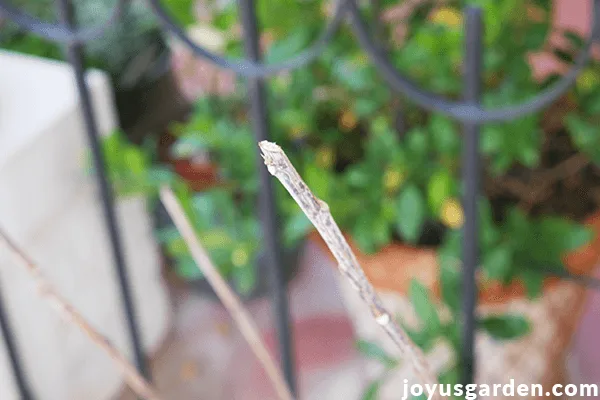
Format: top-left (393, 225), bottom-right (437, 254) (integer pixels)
top-left (0, 51), bottom-right (172, 400)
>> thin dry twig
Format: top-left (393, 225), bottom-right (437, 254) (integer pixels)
top-left (538, 152), bottom-right (589, 184)
top-left (258, 141), bottom-right (440, 396)
top-left (486, 152), bottom-right (591, 212)
top-left (0, 227), bottom-right (161, 400)
top-left (159, 187), bottom-right (294, 400)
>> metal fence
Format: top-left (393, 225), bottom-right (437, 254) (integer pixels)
top-left (0, 0), bottom-right (599, 398)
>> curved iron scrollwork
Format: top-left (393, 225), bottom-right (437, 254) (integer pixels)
top-left (1, 0), bottom-right (600, 398)
top-left (1, 0), bottom-right (598, 117)
top-left (147, 0), bottom-right (348, 77)
top-left (0, 0), bottom-right (126, 42)
top-left (348, 0), bottom-right (600, 122)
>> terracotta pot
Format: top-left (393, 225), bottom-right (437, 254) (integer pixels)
top-left (325, 225), bottom-right (600, 376)
top-left (310, 210), bottom-right (600, 399)
top-left (309, 209), bottom-right (600, 305)
top-left (171, 159), bottom-right (219, 191)
top-left (157, 131), bottom-right (220, 191)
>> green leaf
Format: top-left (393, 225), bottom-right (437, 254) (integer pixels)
top-left (146, 168), bottom-right (177, 188)
top-left (163, 0), bottom-right (196, 26)
top-left (352, 228), bottom-right (377, 255)
top-left (479, 314), bottom-right (530, 340)
top-left (165, 236), bottom-right (189, 257)
top-left (490, 152), bottom-right (515, 175)
top-left (481, 125), bottom-right (504, 155)
top-left (396, 185), bottom-right (426, 243)
top-left (560, 222), bottom-right (595, 251)
top-left (277, 108), bottom-right (310, 131)
top-left (439, 253), bottom-right (461, 314)
top-left (354, 97), bottom-right (379, 117)
top-left (519, 145), bottom-right (540, 167)
top-left (553, 48), bottom-right (576, 64)
top-left (585, 92), bottom-right (600, 114)
top-left (442, 322), bottom-right (461, 352)
top-left (266, 30), bottom-right (310, 63)
top-left (232, 262), bottom-right (257, 296)
top-left (565, 113), bottom-right (600, 163)
top-left (483, 245), bottom-right (513, 282)
top-left (405, 128), bottom-right (429, 160)
top-left (283, 212), bottom-right (313, 247)
top-left (427, 170), bottom-right (453, 215)
top-left (173, 183), bottom-right (197, 225)
top-left (521, 270), bottom-right (544, 299)
top-left (200, 230), bottom-right (234, 250)
top-left (305, 162), bottom-right (330, 201)
top-left (571, 225), bottom-right (595, 249)
top-left (175, 256), bottom-right (203, 280)
top-left (439, 365), bottom-right (460, 386)
top-left (356, 340), bottom-right (398, 369)
top-left (257, 0), bottom-right (320, 35)
top-left (346, 166), bottom-right (371, 188)
top-left (439, 229), bottom-right (461, 257)
top-left (539, 73), bottom-right (562, 90)
top-left (351, 210), bottom-right (391, 254)
top-left (361, 379), bottom-right (383, 400)
top-left (429, 115), bottom-right (459, 156)
top-left (409, 279), bottom-right (441, 333)
top-left (333, 57), bottom-right (372, 91)
top-left (525, 22), bottom-right (550, 49)
top-left (479, 200), bottom-right (500, 250)
top-left (403, 325), bottom-right (435, 351)
top-left (372, 215), bottom-right (392, 248)
top-left (101, 131), bottom-right (124, 174)
top-left (505, 207), bottom-right (529, 240)
top-left (123, 147), bottom-right (146, 175)
top-left (566, 113), bottom-right (597, 147)
top-left (371, 116), bottom-right (389, 136)
top-left (564, 30), bottom-right (586, 50)
top-left (155, 227), bottom-right (181, 244)
top-left (533, 217), bottom-right (594, 259)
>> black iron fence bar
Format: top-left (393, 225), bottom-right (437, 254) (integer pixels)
top-left (58, 0), bottom-right (151, 384)
top-left (0, 284), bottom-right (34, 400)
top-left (460, 6), bottom-right (483, 387)
top-left (237, 0), bottom-right (297, 394)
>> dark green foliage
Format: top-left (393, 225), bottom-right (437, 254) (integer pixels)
top-left (68, 1), bottom-right (598, 396)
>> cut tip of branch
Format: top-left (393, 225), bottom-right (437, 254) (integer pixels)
top-left (258, 141), bottom-right (285, 175)
top-left (258, 140), bottom-right (282, 153)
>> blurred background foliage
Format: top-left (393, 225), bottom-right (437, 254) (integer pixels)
top-left (4, 0), bottom-right (598, 317)
top-left (3, 0), bottom-right (600, 395)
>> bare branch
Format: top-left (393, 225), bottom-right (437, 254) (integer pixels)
top-left (0, 227), bottom-right (161, 400)
top-left (258, 141), bottom-right (440, 395)
top-left (159, 187), bottom-right (295, 400)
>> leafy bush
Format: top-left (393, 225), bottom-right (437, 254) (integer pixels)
top-left (89, 0), bottom-right (599, 395)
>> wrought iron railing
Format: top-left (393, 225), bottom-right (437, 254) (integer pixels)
top-left (0, 0), bottom-right (599, 398)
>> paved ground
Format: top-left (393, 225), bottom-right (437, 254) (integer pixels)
top-left (117, 235), bottom-right (600, 400)
top-left (119, 240), bottom-right (368, 400)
